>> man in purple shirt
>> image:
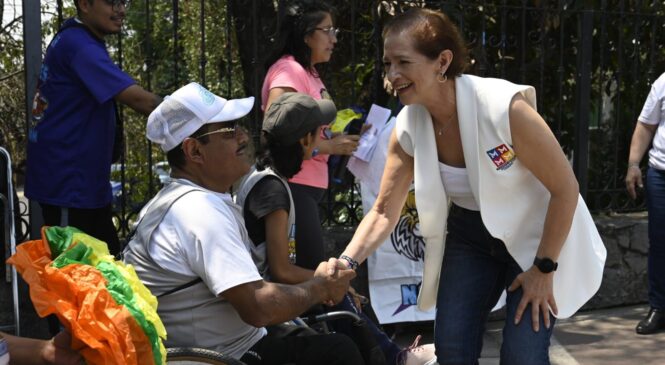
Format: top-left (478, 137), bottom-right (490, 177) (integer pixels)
top-left (26, 0), bottom-right (161, 256)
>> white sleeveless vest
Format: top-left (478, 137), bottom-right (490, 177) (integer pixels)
top-left (235, 165), bottom-right (297, 279)
top-left (395, 74), bottom-right (607, 318)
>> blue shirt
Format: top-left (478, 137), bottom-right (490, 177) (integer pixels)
top-left (25, 18), bottom-right (135, 209)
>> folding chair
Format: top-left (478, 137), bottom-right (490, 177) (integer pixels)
top-left (0, 147), bottom-right (19, 335)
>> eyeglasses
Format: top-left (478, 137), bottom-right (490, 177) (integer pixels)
top-left (103, 0), bottom-right (129, 10)
top-left (313, 27), bottom-right (339, 38)
top-left (195, 123), bottom-right (240, 140)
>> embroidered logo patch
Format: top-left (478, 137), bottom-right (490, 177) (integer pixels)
top-left (486, 144), bottom-right (515, 170)
top-left (392, 282), bottom-right (421, 316)
top-left (196, 84), bottom-right (215, 105)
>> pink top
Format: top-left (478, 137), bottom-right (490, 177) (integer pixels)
top-left (261, 55), bottom-right (330, 189)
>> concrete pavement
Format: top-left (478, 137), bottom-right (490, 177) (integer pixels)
top-left (394, 304), bottom-right (665, 365)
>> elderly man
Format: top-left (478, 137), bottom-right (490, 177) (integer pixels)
top-left (123, 82), bottom-right (362, 364)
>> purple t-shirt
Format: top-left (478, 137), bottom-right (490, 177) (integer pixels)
top-left (26, 18), bottom-right (135, 208)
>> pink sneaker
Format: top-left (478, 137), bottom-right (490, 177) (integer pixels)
top-left (397, 335), bottom-right (437, 365)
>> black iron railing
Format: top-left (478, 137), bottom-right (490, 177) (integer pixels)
top-left (18, 1), bottom-right (665, 242)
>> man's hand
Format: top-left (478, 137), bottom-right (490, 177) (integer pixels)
top-left (625, 165), bottom-right (643, 200)
top-left (115, 84), bottom-right (162, 116)
top-left (325, 256), bottom-right (352, 275)
top-left (508, 267), bottom-right (558, 332)
top-left (35, 331), bottom-right (84, 365)
top-left (314, 261), bottom-right (356, 305)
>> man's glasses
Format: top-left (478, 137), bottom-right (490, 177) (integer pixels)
top-left (313, 27), bottom-right (339, 38)
top-left (103, 0), bottom-right (129, 10)
top-left (195, 123), bottom-right (240, 140)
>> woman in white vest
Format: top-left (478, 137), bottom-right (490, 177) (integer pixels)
top-left (332, 8), bottom-right (607, 365)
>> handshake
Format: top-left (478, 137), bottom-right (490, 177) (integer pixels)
top-left (312, 257), bottom-right (359, 306)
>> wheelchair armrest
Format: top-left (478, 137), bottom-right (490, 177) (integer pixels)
top-left (301, 310), bottom-right (364, 326)
top-left (166, 347), bottom-right (246, 365)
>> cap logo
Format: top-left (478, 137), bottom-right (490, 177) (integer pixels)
top-left (197, 84), bottom-right (215, 105)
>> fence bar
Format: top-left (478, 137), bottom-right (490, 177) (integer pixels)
top-left (56, 0), bottom-right (64, 28)
top-left (145, 0), bottom-right (154, 201)
top-left (173, 0), bottom-right (179, 87)
top-left (573, 4), bottom-right (593, 198)
top-left (200, 0), bottom-right (207, 87)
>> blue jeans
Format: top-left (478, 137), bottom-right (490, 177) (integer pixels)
top-left (435, 205), bottom-right (554, 365)
top-left (646, 167), bottom-right (665, 310)
top-left (330, 294), bottom-right (401, 364)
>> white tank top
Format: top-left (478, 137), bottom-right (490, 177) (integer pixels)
top-left (438, 162), bottom-right (480, 211)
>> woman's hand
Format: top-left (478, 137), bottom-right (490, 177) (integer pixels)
top-left (348, 286), bottom-right (369, 312)
top-left (508, 267), bottom-right (558, 332)
top-left (329, 134), bottom-right (360, 155)
top-left (318, 259), bottom-right (356, 306)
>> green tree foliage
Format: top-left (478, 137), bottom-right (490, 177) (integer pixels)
top-left (1, 0), bottom-right (664, 216)
top-left (0, 1), bottom-right (28, 177)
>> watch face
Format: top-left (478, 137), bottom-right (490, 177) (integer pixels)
top-left (535, 257), bottom-right (557, 273)
top-left (540, 259), bottom-right (555, 273)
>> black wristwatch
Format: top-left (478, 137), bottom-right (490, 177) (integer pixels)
top-left (533, 257), bottom-right (558, 273)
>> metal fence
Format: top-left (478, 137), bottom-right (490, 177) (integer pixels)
top-left (20, 1), bottom-right (665, 240)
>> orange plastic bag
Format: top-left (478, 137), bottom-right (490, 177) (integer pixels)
top-left (7, 237), bottom-right (156, 365)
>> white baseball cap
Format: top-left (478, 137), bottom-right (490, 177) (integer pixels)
top-left (146, 82), bottom-right (255, 151)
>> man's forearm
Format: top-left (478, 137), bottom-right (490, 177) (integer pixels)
top-left (629, 121), bottom-right (658, 164)
top-left (2, 331), bottom-right (46, 365)
top-left (253, 278), bottom-right (327, 326)
top-left (115, 85), bottom-right (162, 116)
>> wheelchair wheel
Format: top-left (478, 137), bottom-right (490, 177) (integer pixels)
top-left (166, 347), bottom-right (246, 365)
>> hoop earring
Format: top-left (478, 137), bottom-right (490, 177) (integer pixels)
top-left (437, 71), bottom-right (448, 83)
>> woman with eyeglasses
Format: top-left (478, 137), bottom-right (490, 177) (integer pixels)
top-left (261, 0), bottom-right (360, 273)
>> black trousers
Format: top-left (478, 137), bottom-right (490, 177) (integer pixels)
top-left (40, 202), bottom-right (121, 335)
top-left (287, 182), bottom-right (326, 270)
top-left (40, 203), bottom-right (121, 255)
top-left (240, 331), bottom-right (364, 365)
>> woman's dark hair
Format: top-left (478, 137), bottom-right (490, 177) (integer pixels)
top-left (166, 125), bottom-right (211, 170)
top-left (256, 129), bottom-right (317, 179)
top-left (265, 0), bottom-right (336, 76)
top-left (383, 8), bottom-right (469, 77)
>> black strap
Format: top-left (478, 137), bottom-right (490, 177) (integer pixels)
top-left (111, 101), bottom-right (124, 163)
top-left (157, 277), bottom-right (203, 298)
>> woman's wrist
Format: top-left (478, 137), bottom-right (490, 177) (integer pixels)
top-left (628, 162), bottom-right (640, 170)
top-left (339, 255), bottom-right (359, 271)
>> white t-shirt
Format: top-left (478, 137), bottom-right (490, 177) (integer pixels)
top-left (149, 179), bottom-right (261, 294)
top-left (638, 72), bottom-right (665, 171)
top-left (144, 178), bottom-right (266, 358)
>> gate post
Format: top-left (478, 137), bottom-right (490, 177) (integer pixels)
top-left (22, 0), bottom-right (42, 239)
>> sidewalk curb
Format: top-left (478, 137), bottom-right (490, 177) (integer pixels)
top-left (550, 336), bottom-right (580, 365)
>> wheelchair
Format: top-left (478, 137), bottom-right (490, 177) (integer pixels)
top-left (0, 147), bottom-right (20, 336)
top-left (165, 310), bottom-right (364, 365)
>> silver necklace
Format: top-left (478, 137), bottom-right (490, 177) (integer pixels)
top-left (436, 111), bottom-right (457, 136)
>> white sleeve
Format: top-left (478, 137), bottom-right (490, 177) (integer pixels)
top-left (170, 192), bottom-right (262, 296)
top-left (638, 75), bottom-right (665, 125)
